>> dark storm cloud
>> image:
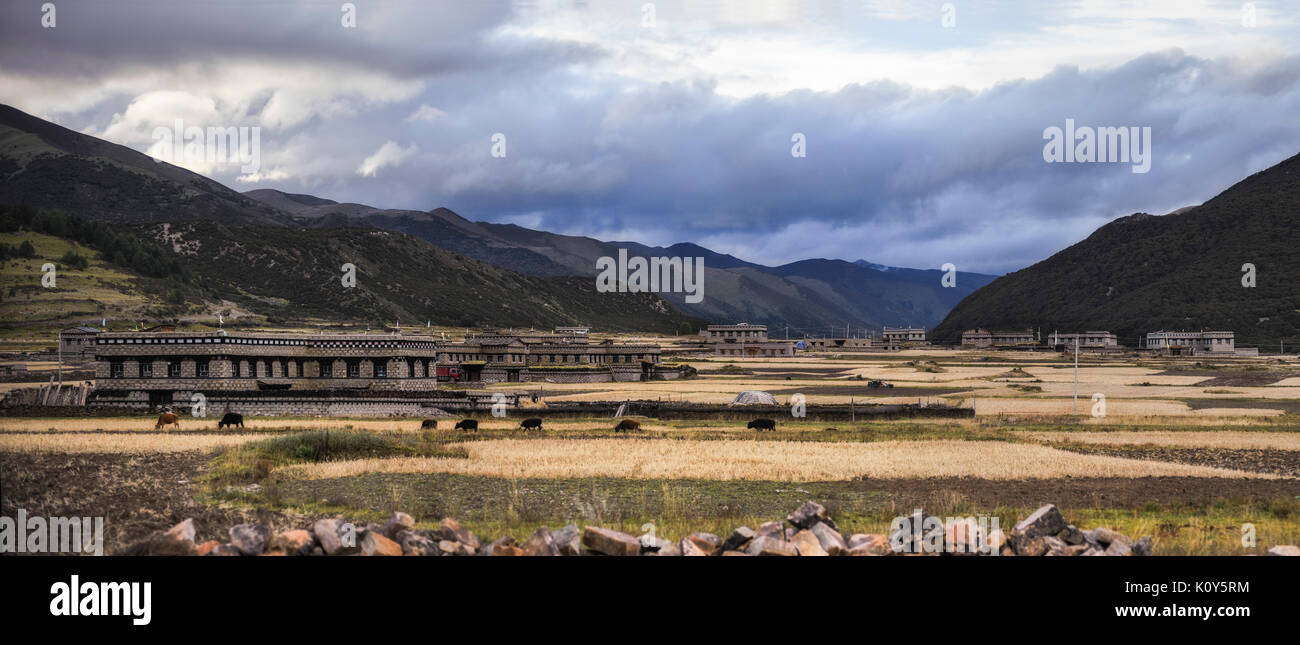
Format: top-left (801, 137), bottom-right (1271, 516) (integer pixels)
top-left (2, 1), bottom-right (1299, 273)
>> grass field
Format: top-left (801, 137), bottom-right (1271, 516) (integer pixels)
top-left (2, 348), bottom-right (1298, 554)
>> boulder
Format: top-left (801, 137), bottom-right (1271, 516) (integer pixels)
top-left (438, 539), bottom-right (475, 556)
top-left (685, 532), bottom-right (722, 556)
top-left (650, 541), bottom-right (681, 556)
top-left (723, 526), bottom-right (757, 552)
top-left (581, 526), bottom-right (641, 556)
top-left (1131, 536), bottom-right (1153, 557)
top-left (380, 511), bottom-right (415, 540)
top-left (479, 536), bottom-right (520, 556)
top-left (229, 523), bottom-right (270, 556)
top-left (209, 543), bottom-right (243, 556)
top-left (1091, 527), bottom-right (1128, 547)
top-left (1267, 545), bottom-right (1300, 556)
top-left (1062, 544), bottom-right (1091, 556)
top-left (1041, 536), bottom-right (1066, 556)
top-left (756, 521), bottom-right (784, 538)
top-left (166, 518), bottom-right (196, 543)
top-left (1057, 524), bottom-right (1086, 545)
top-left (680, 537), bottom-right (709, 556)
top-left (312, 519), bottom-right (358, 556)
top-left (790, 530), bottom-right (828, 556)
top-left (846, 534), bottom-right (892, 556)
top-left (522, 527), bottom-right (559, 556)
top-left (986, 529), bottom-right (1008, 553)
top-left (721, 550), bottom-right (752, 556)
top-left (437, 518), bottom-right (481, 550)
top-left (1012, 504), bottom-right (1067, 539)
top-left (944, 518), bottom-right (983, 554)
top-left (396, 530), bottom-right (440, 556)
top-left (362, 532), bottom-right (402, 556)
top-left (810, 522), bottom-right (847, 556)
top-left (1104, 540), bottom-right (1132, 557)
top-left (553, 523), bottom-right (581, 556)
top-left (268, 529), bottom-right (315, 556)
top-left (115, 518), bottom-right (199, 556)
top-left (1012, 535), bottom-right (1047, 557)
top-left (746, 536), bottom-right (799, 556)
top-left (195, 540), bottom-right (220, 556)
top-left (787, 500), bottom-right (837, 531)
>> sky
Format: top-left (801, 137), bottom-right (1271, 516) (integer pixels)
top-left (2, 0), bottom-right (1299, 274)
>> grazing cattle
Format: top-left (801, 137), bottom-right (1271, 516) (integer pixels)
top-left (614, 419), bottom-right (640, 432)
top-left (420, 419), bottom-right (438, 430)
top-left (218, 412), bottom-right (244, 429)
top-left (519, 417), bottom-right (543, 431)
top-left (155, 412), bottom-right (180, 430)
top-left (454, 419), bottom-right (478, 432)
top-left (747, 418), bottom-right (776, 431)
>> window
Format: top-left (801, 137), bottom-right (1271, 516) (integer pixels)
top-left (348, 362), bottom-right (361, 378)
top-left (197, 361), bottom-right (209, 378)
top-left (110, 362), bottom-right (124, 378)
top-left (375, 362), bottom-right (387, 378)
top-left (232, 361), bottom-right (241, 378)
top-left (141, 362), bottom-right (153, 378)
top-left (320, 362), bottom-right (332, 378)
top-left (168, 361), bottom-right (181, 377)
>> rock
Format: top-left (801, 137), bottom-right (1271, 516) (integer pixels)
top-left (1131, 536), bottom-right (1153, 557)
top-left (1062, 544), bottom-right (1091, 556)
top-left (210, 543), bottom-right (243, 556)
top-left (680, 537), bottom-right (709, 556)
top-left (791, 529), bottom-right (828, 556)
top-left (438, 539), bottom-right (475, 556)
top-left (396, 530), bottom-right (440, 556)
top-left (268, 529), bottom-right (315, 556)
top-left (756, 521), bottom-right (784, 538)
top-left (1267, 545), bottom-right (1300, 556)
top-left (746, 536), bottom-right (799, 556)
top-left (437, 518), bottom-right (481, 550)
top-left (195, 540), bottom-right (220, 556)
top-left (1057, 524), bottom-right (1086, 546)
top-left (479, 536), bottom-right (522, 556)
top-left (553, 523), bottom-right (581, 556)
top-left (165, 518), bottom-right (196, 543)
top-left (810, 522), bottom-right (847, 556)
top-left (685, 532), bottom-right (722, 556)
top-left (312, 519), bottom-right (359, 556)
top-left (229, 523), bottom-right (269, 556)
top-left (846, 534), bottom-right (892, 556)
top-left (640, 536), bottom-right (674, 555)
top-left (1104, 540), bottom-right (1132, 556)
top-left (723, 526), bottom-right (757, 552)
top-left (362, 532), bottom-right (402, 556)
top-left (522, 527), bottom-right (559, 556)
top-left (650, 541), bottom-right (681, 556)
top-left (581, 526), bottom-right (641, 556)
top-left (1041, 535), bottom-right (1066, 556)
top-left (1091, 527), bottom-right (1128, 547)
top-left (721, 550), bottom-right (751, 556)
top-left (1012, 504), bottom-right (1067, 539)
top-left (787, 500), bottom-right (837, 531)
top-left (889, 510), bottom-right (942, 554)
top-left (1013, 535), bottom-right (1047, 557)
top-left (380, 511), bottom-right (415, 539)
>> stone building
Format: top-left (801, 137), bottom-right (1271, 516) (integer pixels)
top-left (706, 323), bottom-right (795, 358)
top-left (59, 326), bottom-right (101, 358)
top-left (437, 328), bottom-right (664, 383)
top-left (880, 327), bottom-right (927, 350)
top-left (91, 330), bottom-right (444, 414)
top-left (1145, 330), bottom-right (1235, 355)
top-left (961, 329), bottom-right (1036, 348)
top-left (801, 337), bottom-right (874, 352)
top-left (1048, 331), bottom-right (1119, 350)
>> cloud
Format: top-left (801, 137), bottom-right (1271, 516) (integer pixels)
top-left (356, 141), bottom-right (419, 177)
top-left (2, 1), bottom-right (1299, 273)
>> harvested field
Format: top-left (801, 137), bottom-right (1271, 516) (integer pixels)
top-left (1024, 431), bottom-right (1300, 450)
top-left (1052, 446), bottom-right (1300, 478)
top-left (280, 438), bottom-right (1277, 482)
top-left (0, 432), bottom-right (256, 453)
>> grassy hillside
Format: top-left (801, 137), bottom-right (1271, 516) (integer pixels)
top-left (933, 152), bottom-right (1300, 348)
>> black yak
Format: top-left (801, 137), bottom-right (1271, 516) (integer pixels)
top-left (454, 419), bottom-right (478, 432)
top-left (218, 412), bottom-right (244, 429)
top-left (747, 418), bottom-right (776, 431)
top-left (519, 417), bottom-right (543, 430)
top-left (420, 419), bottom-right (438, 430)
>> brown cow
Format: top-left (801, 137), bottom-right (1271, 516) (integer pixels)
top-left (155, 412), bottom-right (180, 430)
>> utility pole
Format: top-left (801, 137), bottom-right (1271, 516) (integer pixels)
top-left (1073, 336), bottom-right (1079, 415)
top-left (57, 329), bottom-right (63, 387)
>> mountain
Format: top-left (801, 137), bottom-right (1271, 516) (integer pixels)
top-left (245, 189), bottom-right (999, 332)
top-left (932, 152), bottom-right (1300, 348)
top-left (0, 105), bottom-right (701, 332)
top-left (0, 105), bottom-right (284, 225)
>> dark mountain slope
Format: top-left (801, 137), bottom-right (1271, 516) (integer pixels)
top-left (932, 152), bottom-right (1300, 348)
